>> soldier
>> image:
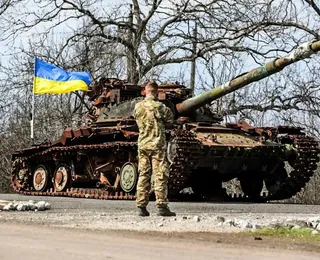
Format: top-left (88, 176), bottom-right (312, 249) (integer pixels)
top-left (133, 80), bottom-right (176, 217)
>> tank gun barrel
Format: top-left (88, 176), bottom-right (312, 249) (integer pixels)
top-left (176, 40), bottom-right (320, 114)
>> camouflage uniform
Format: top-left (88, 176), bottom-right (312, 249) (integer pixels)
top-left (133, 96), bottom-right (174, 207)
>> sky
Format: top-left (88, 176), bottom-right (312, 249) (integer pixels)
top-left (1, 0), bottom-right (320, 129)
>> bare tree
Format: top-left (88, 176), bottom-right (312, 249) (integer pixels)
top-left (4, 0), bottom-right (315, 83)
top-left (195, 0), bottom-right (320, 203)
top-left (0, 30), bottom-right (124, 191)
top-left (1, 0), bottom-right (320, 202)
top-left (0, 0), bottom-right (16, 16)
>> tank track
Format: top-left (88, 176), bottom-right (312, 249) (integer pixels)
top-left (10, 132), bottom-right (201, 200)
top-left (225, 129), bottom-right (320, 202)
top-left (167, 129), bottom-right (201, 196)
top-left (11, 142), bottom-right (138, 200)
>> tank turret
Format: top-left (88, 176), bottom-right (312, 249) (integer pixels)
top-left (84, 40), bottom-right (320, 126)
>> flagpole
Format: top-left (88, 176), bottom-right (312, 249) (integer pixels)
top-left (31, 91), bottom-right (35, 143)
top-left (31, 57), bottom-right (36, 144)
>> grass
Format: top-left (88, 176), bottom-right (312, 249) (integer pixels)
top-left (248, 226), bottom-right (320, 242)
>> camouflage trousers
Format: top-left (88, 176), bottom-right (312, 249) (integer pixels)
top-left (136, 148), bottom-right (169, 208)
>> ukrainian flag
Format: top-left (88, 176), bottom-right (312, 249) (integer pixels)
top-left (33, 58), bottom-right (91, 94)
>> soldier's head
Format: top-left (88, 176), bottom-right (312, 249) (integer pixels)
top-left (145, 80), bottom-right (158, 98)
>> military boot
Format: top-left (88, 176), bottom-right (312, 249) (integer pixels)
top-left (137, 207), bottom-right (150, 217)
top-left (157, 206), bottom-right (176, 217)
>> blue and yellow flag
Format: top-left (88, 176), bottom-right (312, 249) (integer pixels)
top-left (33, 58), bottom-right (91, 94)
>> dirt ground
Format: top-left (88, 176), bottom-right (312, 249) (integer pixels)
top-left (1, 223), bottom-right (320, 260)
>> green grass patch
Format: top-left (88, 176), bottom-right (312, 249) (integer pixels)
top-left (249, 227), bottom-right (320, 241)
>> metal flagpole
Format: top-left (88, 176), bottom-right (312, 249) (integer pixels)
top-left (31, 57), bottom-right (36, 143)
top-left (31, 91), bottom-right (34, 143)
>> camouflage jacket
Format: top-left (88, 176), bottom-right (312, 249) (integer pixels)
top-left (133, 96), bottom-right (174, 151)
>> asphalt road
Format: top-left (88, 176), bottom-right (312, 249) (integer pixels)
top-left (2, 193), bottom-right (320, 259)
top-left (1, 223), bottom-right (319, 260)
top-left (1, 193), bottom-right (320, 214)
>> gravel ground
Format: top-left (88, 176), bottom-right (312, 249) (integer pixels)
top-left (1, 194), bottom-right (320, 234)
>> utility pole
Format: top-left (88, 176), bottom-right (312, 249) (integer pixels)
top-left (190, 21), bottom-right (197, 96)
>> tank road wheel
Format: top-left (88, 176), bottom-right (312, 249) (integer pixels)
top-left (167, 139), bottom-right (177, 164)
top-left (33, 165), bottom-right (51, 192)
top-left (191, 169), bottom-right (226, 201)
top-left (11, 158), bottom-right (31, 191)
top-left (264, 164), bottom-right (288, 194)
top-left (239, 175), bottom-right (263, 200)
top-left (53, 164), bottom-right (71, 192)
top-left (120, 162), bottom-right (138, 193)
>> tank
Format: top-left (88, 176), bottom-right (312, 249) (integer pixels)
top-left (10, 40), bottom-right (320, 202)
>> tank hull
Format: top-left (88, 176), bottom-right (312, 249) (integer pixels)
top-left (10, 122), bottom-right (319, 202)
